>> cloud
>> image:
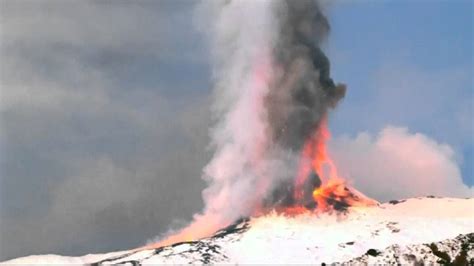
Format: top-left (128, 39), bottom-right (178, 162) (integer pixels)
top-left (0, 0), bottom-right (211, 261)
top-left (329, 126), bottom-right (474, 202)
top-left (328, 54), bottom-right (473, 187)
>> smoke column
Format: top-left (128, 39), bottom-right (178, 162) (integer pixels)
top-left (151, 0), bottom-right (345, 247)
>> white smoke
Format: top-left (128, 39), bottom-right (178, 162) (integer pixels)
top-left (329, 126), bottom-right (474, 202)
top-left (201, 0), bottom-right (278, 221)
top-left (150, 1), bottom-right (283, 244)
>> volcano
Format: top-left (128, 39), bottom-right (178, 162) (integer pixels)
top-left (3, 1), bottom-right (472, 265)
top-left (4, 196), bottom-right (473, 265)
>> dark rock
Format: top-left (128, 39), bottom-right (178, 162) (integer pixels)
top-left (212, 218), bottom-right (250, 239)
top-left (366, 249), bottom-right (381, 257)
top-left (429, 243), bottom-right (451, 263)
top-left (388, 199), bottom-right (406, 205)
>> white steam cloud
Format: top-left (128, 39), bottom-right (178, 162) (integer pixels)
top-left (201, 0), bottom-right (277, 221)
top-left (151, 1), bottom-right (281, 244)
top-left (329, 126), bottom-right (474, 202)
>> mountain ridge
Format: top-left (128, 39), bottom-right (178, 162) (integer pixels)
top-left (3, 196), bottom-right (473, 265)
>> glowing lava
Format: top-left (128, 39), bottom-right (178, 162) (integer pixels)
top-left (290, 116), bottom-right (376, 214)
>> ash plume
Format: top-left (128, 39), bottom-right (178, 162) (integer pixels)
top-left (267, 0), bottom-right (346, 151)
top-left (264, 0), bottom-right (346, 208)
top-left (153, 0), bottom-right (345, 246)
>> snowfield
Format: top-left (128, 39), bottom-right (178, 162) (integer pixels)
top-left (3, 197), bottom-right (474, 265)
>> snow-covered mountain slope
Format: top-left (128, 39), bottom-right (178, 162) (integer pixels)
top-left (3, 197), bottom-right (473, 265)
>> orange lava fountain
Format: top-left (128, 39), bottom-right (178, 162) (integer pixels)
top-left (285, 115), bottom-right (377, 214)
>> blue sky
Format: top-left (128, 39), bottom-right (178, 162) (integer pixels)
top-left (327, 0), bottom-right (473, 185)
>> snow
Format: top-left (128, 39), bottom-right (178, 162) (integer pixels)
top-left (341, 233), bottom-right (474, 264)
top-left (1, 252), bottom-right (123, 265)
top-left (223, 197), bottom-right (473, 264)
top-left (2, 197), bottom-right (473, 265)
